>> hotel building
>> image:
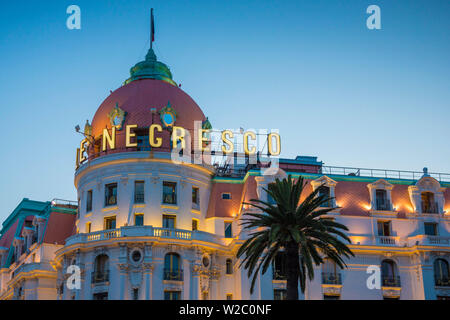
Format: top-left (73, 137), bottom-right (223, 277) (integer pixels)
top-left (0, 37), bottom-right (449, 301)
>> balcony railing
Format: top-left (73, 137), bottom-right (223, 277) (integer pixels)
top-left (382, 276), bottom-right (401, 287)
top-left (164, 268), bottom-right (183, 281)
top-left (422, 202), bottom-right (439, 214)
top-left (272, 270), bottom-right (287, 280)
top-left (134, 194), bottom-right (145, 204)
top-left (376, 199), bottom-right (391, 211)
top-left (322, 272), bottom-right (342, 285)
top-left (65, 226), bottom-right (225, 247)
top-left (91, 270), bottom-right (109, 284)
top-left (435, 276), bottom-right (450, 287)
top-left (377, 236), bottom-right (396, 245)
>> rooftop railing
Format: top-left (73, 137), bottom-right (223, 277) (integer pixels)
top-left (320, 166), bottom-right (450, 183)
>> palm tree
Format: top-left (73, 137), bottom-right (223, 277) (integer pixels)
top-left (237, 175), bottom-right (354, 300)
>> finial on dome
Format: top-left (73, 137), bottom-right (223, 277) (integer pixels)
top-left (123, 9), bottom-right (177, 87)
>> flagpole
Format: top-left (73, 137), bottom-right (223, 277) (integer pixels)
top-left (150, 8), bottom-right (154, 49)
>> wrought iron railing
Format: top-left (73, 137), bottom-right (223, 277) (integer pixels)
top-left (382, 276), bottom-right (401, 287)
top-left (376, 199), bottom-right (391, 211)
top-left (435, 276), bottom-right (450, 287)
top-left (322, 272), bottom-right (342, 285)
top-left (272, 270), bottom-right (287, 280)
top-left (163, 268), bottom-right (183, 281)
top-left (91, 270), bottom-right (109, 284)
top-left (422, 202), bottom-right (439, 214)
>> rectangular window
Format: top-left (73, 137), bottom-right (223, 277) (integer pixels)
top-left (377, 221), bottom-right (391, 236)
top-left (226, 294), bottom-right (233, 300)
top-left (274, 289), bottom-right (287, 300)
top-left (86, 222), bottom-right (91, 233)
top-left (424, 222), bottom-right (438, 236)
top-left (192, 219), bottom-right (198, 231)
top-left (132, 288), bottom-right (139, 300)
top-left (86, 190), bottom-right (93, 212)
top-left (104, 183), bottom-right (117, 206)
top-left (134, 181), bottom-right (145, 204)
top-left (163, 215), bottom-right (176, 229)
top-left (135, 214), bottom-right (144, 226)
top-left (192, 187), bottom-right (199, 207)
top-left (104, 216), bottom-right (116, 230)
top-left (224, 221), bottom-right (233, 238)
top-left (163, 182), bottom-right (177, 205)
top-left (93, 292), bottom-right (108, 300)
top-left (164, 291), bottom-right (180, 300)
top-left (222, 193), bottom-right (231, 200)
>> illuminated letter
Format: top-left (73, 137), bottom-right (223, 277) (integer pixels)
top-left (366, 5), bottom-right (381, 30)
top-left (268, 132), bottom-right (281, 156)
top-left (102, 127), bottom-right (116, 151)
top-left (221, 130), bottom-right (234, 154)
top-left (75, 148), bottom-right (80, 168)
top-left (197, 129), bottom-right (209, 152)
top-left (172, 126), bottom-right (186, 149)
top-left (125, 124), bottom-right (138, 148)
top-left (149, 124), bottom-right (162, 148)
top-left (243, 131), bottom-right (256, 155)
top-left (79, 139), bottom-right (88, 163)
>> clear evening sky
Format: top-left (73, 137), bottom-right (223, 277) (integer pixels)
top-left (0, 0), bottom-right (449, 221)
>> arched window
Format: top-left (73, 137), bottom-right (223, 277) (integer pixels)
top-left (322, 258), bottom-right (341, 284)
top-left (226, 259), bottom-right (233, 275)
top-left (93, 254), bottom-right (109, 283)
top-left (272, 252), bottom-right (287, 280)
top-left (164, 253), bottom-right (182, 281)
top-left (434, 259), bottom-right (449, 287)
top-left (421, 192), bottom-right (437, 213)
top-left (381, 259), bottom-right (400, 287)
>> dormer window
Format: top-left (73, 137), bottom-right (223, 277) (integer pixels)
top-left (311, 176), bottom-right (337, 208)
top-left (318, 186), bottom-right (331, 207)
top-left (367, 179), bottom-right (393, 212)
top-left (408, 176), bottom-right (445, 215)
top-left (421, 192), bottom-right (438, 214)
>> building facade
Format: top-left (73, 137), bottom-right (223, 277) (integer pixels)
top-left (0, 39), bottom-right (449, 301)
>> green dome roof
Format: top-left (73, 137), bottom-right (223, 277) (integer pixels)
top-left (124, 48), bottom-right (177, 86)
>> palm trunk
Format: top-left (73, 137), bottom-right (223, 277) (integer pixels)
top-left (286, 241), bottom-right (299, 300)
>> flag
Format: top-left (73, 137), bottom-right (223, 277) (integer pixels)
top-left (151, 8), bottom-right (155, 43)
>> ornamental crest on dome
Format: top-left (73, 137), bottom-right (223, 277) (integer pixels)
top-left (159, 101), bottom-right (177, 129)
top-left (108, 102), bottom-right (127, 131)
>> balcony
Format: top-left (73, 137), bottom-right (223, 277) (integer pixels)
top-left (422, 202), bottom-right (439, 214)
top-left (376, 236), bottom-right (397, 246)
top-left (91, 270), bottom-right (109, 284)
top-left (272, 270), bottom-right (287, 281)
top-left (435, 276), bottom-right (450, 287)
top-left (382, 276), bottom-right (401, 287)
top-left (164, 268), bottom-right (183, 281)
top-left (375, 199), bottom-right (391, 211)
top-left (322, 272), bottom-right (342, 285)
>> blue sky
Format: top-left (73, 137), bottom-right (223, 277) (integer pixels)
top-left (0, 0), bottom-right (449, 221)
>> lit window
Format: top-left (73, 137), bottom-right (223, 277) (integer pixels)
top-left (377, 221), bottom-right (391, 237)
top-left (164, 253), bottom-right (182, 281)
top-left (134, 181), bottom-right (145, 204)
top-left (86, 190), bottom-right (93, 212)
top-left (163, 215), bottom-right (176, 229)
top-left (318, 186), bottom-right (331, 207)
top-left (164, 291), bottom-right (180, 300)
top-left (163, 182), bottom-right (177, 204)
top-left (86, 222), bottom-right (91, 233)
top-left (224, 221), bottom-right (232, 238)
top-left (226, 294), bottom-right (233, 300)
top-left (104, 216), bottom-right (116, 230)
top-left (135, 214), bottom-right (144, 226)
top-left (192, 219), bottom-right (198, 231)
top-left (104, 183), bottom-right (117, 206)
top-left (375, 189), bottom-right (389, 211)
